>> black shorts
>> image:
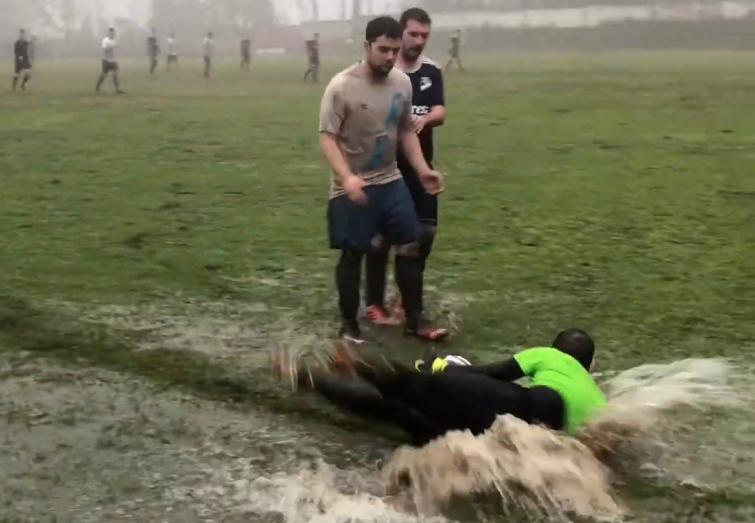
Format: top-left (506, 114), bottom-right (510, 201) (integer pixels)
top-left (102, 60), bottom-right (118, 74)
top-left (15, 57), bottom-right (31, 74)
top-left (309, 57), bottom-right (320, 67)
top-left (399, 162), bottom-right (438, 226)
top-left (328, 178), bottom-right (422, 252)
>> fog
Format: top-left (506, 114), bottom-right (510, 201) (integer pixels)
top-left (3, 0), bottom-right (755, 56)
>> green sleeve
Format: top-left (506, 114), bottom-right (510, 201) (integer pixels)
top-left (513, 347), bottom-right (552, 376)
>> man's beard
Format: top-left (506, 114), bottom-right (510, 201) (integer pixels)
top-left (369, 61), bottom-right (393, 77)
top-left (402, 46), bottom-right (423, 60)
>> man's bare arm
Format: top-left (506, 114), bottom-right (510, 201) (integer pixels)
top-left (424, 106), bottom-right (446, 127)
top-left (319, 133), bottom-right (355, 185)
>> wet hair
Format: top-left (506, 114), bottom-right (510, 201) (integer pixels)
top-left (552, 328), bottom-right (595, 371)
top-left (365, 16), bottom-right (402, 43)
top-left (400, 8), bottom-right (432, 28)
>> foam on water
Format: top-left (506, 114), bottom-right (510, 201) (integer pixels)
top-left (201, 358), bottom-right (750, 522)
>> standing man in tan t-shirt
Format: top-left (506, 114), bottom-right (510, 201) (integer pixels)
top-left (319, 16), bottom-right (444, 345)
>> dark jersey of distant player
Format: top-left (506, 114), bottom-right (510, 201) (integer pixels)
top-left (14, 39), bottom-right (31, 72)
top-left (306, 39), bottom-right (320, 64)
top-left (147, 36), bottom-right (159, 57)
top-left (241, 39), bottom-right (251, 57)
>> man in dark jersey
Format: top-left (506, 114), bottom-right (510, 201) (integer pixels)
top-left (13, 29), bottom-right (32, 92)
top-left (273, 329), bottom-right (606, 445)
top-left (241, 38), bottom-right (252, 70)
top-left (303, 33), bottom-right (320, 83)
top-left (147, 28), bottom-right (159, 74)
top-left (364, 8), bottom-right (448, 341)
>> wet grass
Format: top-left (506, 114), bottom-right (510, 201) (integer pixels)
top-left (0, 53), bottom-right (753, 520)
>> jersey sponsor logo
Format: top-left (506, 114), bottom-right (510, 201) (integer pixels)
top-left (420, 76), bottom-right (432, 91)
top-left (412, 105), bottom-right (430, 116)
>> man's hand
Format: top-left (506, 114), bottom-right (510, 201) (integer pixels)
top-left (344, 175), bottom-right (367, 205)
top-left (418, 168), bottom-right (444, 195)
top-left (412, 115), bottom-right (428, 135)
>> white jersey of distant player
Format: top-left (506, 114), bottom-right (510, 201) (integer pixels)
top-left (102, 37), bottom-right (117, 62)
top-left (203, 38), bottom-right (214, 58)
top-left (167, 37), bottom-right (177, 55)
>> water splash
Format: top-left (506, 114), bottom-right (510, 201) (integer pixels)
top-left (197, 358), bottom-right (750, 522)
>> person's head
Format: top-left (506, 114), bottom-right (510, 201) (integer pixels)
top-left (19, 29), bottom-right (26, 40)
top-left (552, 328), bottom-right (596, 371)
top-left (208, 31), bottom-right (213, 39)
top-left (109, 27), bottom-right (116, 39)
top-left (399, 8), bottom-right (431, 61)
top-left (364, 16), bottom-right (402, 77)
top-left (314, 32), bottom-right (320, 40)
top-left (454, 29), bottom-right (461, 36)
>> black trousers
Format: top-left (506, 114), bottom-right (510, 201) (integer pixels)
top-left (308, 360), bottom-right (565, 444)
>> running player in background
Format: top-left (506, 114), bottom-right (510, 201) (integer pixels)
top-left (303, 33), bottom-right (320, 83)
top-left (203, 32), bottom-right (214, 79)
top-left (147, 28), bottom-right (159, 74)
top-left (166, 32), bottom-right (179, 70)
top-left (96, 28), bottom-right (124, 94)
top-left (364, 8), bottom-right (448, 341)
top-left (241, 37), bottom-right (252, 70)
top-left (13, 29), bottom-right (32, 92)
top-left (446, 29), bottom-right (464, 71)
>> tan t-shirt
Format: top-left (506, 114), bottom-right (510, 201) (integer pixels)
top-left (319, 62), bottom-right (413, 199)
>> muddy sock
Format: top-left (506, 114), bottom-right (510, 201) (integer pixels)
top-left (395, 255), bottom-right (423, 330)
top-left (336, 249), bottom-right (364, 326)
top-left (365, 247), bottom-right (390, 308)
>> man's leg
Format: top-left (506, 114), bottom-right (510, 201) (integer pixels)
top-left (336, 249), bottom-right (365, 342)
top-left (365, 242), bottom-right (402, 325)
top-left (95, 62), bottom-right (107, 92)
top-left (302, 370), bottom-right (446, 446)
top-left (12, 72), bottom-right (19, 91)
top-left (338, 348), bottom-right (530, 435)
top-left (112, 66), bottom-right (123, 93)
top-left (381, 180), bottom-right (447, 341)
top-left (21, 70), bottom-right (30, 90)
top-left (328, 193), bottom-right (378, 344)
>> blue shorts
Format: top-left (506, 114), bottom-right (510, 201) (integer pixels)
top-left (328, 178), bottom-right (422, 252)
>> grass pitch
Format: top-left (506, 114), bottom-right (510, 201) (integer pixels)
top-left (0, 53), bottom-right (753, 521)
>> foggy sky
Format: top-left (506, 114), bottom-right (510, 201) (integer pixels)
top-left (90, 0), bottom-right (402, 25)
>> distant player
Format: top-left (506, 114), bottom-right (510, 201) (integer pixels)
top-left (364, 8), bottom-right (448, 341)
top-left (96, 28), bottom-right (124, 94)
top-left (147, 28), bottom-right (159, 74)
top-left (303, 33), bottom-right (320, 83)
top-left (13, 29), bottom-right (32, 92)
top-left (446, 29), bottom-right (464, 71)
top-left (241, 37), bottom-right (252, 70)
top-left (166, 32), bottom-right (179, 69)
top-left (203, 32), bottom-right (214, 79)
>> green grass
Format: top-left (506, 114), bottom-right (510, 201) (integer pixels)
top-left (0, 53), bottom-right (754, 519)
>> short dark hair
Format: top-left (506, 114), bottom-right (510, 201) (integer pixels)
top-left (552, 328), bottom-right (595, 371)
top-left (400, 7), bottom-right (432, 28)
top-left (365, 16), bottom-right (402, 43)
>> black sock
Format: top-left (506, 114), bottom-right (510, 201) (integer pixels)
top-left (336, 250), bottom-right (364, 326)
top-left (395, 255), bottom-right (423, 330)
top-left (365, 247), bottom-right (390, 308)
top-left (418, 224), bottom-right (436, 273)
